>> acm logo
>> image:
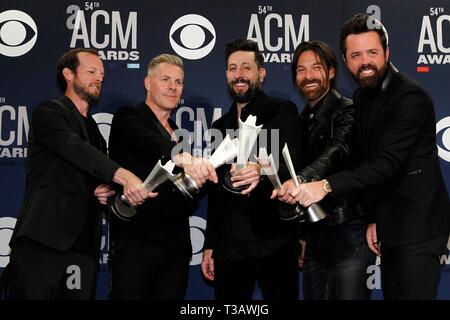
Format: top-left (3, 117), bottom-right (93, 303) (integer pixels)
top-left (0, 10), bottom-right (37, 57)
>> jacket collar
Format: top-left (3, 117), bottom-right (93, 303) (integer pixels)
top-left (57, 95), bottom-right (90, 141)
top-left (229, 90), bottom-right (268, 127)
top-left (137, 102), bottom-right (178, 141)
top-left (300, 89), bottom-right (341, 125)
top-left (381, 62), bottom-right (398, 92)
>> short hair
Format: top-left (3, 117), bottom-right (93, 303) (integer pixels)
top-left (56, 48), bottom-right (99, 92)
top-left (225, 38), bottom-right (264, 69)
top-left (340, 13), bottom-right (389, 57)
top-left (291, 41), bottom-right (338, 88)
top-left (147, 54), bottom-right (184, 76)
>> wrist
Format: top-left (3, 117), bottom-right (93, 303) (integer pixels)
top-left (113, 168), bottom-right (126, 185)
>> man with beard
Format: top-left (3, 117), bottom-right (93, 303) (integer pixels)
top-left (4, 48), bottom-right (151, 299)
top-left (273, 40), bottom-right (373, 299)
top-left (201, 38), bottom-right (300, 300)
top-left (291, 14), bottom-right (450, 299)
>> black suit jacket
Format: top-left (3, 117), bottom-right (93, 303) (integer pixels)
top-left (12, 96), bottom-right (119, 251)
top-left (108, 102), bottom-right (195, 252)
top-left (329, 64), bottom-right (450, 247)
top-left (204, 91), bottom-right (301, 260)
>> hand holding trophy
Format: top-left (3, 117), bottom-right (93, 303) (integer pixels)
top-left (108, 160), bottom-right (175, 221)
top-left (223, 115), bottom-right (262, 194)
top-left (279, 143), bottom-right (328, 223)
top-left (172, 135), bottom-right (239, 199)
top-left (257, 147), bottom-right (301, 221)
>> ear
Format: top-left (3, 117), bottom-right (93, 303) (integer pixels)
top-left (62, 67), bottom-right (74, 83)
top-left (329, 66), bottom-right (335, 80)
top-left (144, 75), bottom-right (151, 92)
top-left (385, 47), bottom-right (390, 62)
top-left (342, 54), bottom-right (347, 65)
top-left (259, 67), bottom-right (267, 82)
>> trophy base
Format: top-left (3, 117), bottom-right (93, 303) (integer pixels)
top-left (279, 202), bottom-right (305, 221)
top-left (172, 172), bottom-right (199, 199)
top-left (107, 194), bottom-right (137, 222)
top-left (279, 203), bottom-right (329, 223)
top-left (222, 171), bottom-right (250, 195)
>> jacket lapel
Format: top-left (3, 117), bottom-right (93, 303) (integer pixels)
top-left (56, 96), bottom-right (89, 142)
top-left (365, 64), bottom-right (398, 150)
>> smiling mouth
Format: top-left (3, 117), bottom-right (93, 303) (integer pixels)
top-left (163, 94), bottom-right (178, 99)
top-left (234, 83), bottom-right (248, 89)
top-left (361, 69), bottom-right (375, 76)
top-left (301, 81), bottom-right (320, 89)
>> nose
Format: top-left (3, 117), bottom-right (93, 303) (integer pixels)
top-left (361, 53), bottom-right (371, 65)
top-left (96, 72), bottom-right (104, 83)
top-left (305, 68), bottom-right (314, 79)
top-left (236, 66), bottom-right (245, 79)
top-left (168, 80), bottom-right (177, 90)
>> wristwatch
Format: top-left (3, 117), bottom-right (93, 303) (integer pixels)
top-left (322, 179), bottom-right (332, 193)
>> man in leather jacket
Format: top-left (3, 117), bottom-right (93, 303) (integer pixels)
top-left (292, 15), bottom-right (450, 300)
top-left (274, 41), bottom-right (374, 299)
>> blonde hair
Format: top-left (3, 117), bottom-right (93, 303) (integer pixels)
top-left (147, 54), bottom-right (183, 76)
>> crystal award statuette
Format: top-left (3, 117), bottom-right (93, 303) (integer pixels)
top-left (223, 115), bottom-right (262, 194)
top-left (171, 135), bottom-right (239, 199)
top-left (257, 147), bottom-right (282, 189)
top-left (281, 143), bottom-right (328, 223)
top-left (108, 160), bottom-right (175, 221)
top-left (257, 147), bottom-right (302, 221)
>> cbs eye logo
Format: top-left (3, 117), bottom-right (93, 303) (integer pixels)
top-left (189, 215), bottom-right (206, 266)
top-left (169, 14), bottom-right (215, 60)
top-left (0, 10), bottom-right (37, 57)
top-left (437, 116), bottom-right (450, 162)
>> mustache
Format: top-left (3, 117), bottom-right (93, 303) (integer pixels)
top-left (231, 78), bottom-right (251, 86)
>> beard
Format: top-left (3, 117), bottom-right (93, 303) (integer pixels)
top-left (351, 62), bottom-right (387, 89)
top-left (73, 78), bottom-right (101, 105)
top-left (227, 78), bottom-right (261, 103)
top-left (297, 78), bottom-right (328, 101)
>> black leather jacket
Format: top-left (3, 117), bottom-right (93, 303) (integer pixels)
top-left (297, 89), bottom-right (364, 226)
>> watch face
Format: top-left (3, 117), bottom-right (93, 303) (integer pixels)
top-left (323, 180), bottom-right (331, 192)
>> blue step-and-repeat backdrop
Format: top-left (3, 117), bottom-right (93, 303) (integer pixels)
top-left (1, 0), bottom-right (450, 300)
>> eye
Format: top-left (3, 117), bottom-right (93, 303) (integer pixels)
top-left (169, 14), bottom-right (216, 60)
top-left (437, 116), bottom-right (450, 162)
top-left (0, 10), bottom-right (38, 57)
